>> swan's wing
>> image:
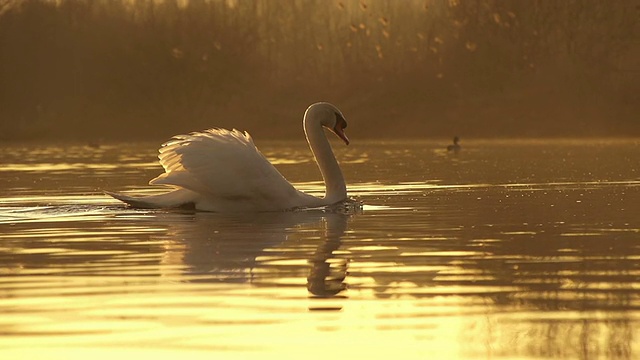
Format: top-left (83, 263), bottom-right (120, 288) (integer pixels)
top-left (149, 129), bottom-right (303, 207)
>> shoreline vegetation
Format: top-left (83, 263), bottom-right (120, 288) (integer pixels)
top-left (1, 0), bottom-right (637, 141)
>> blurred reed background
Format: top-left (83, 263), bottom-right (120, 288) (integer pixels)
top-left (0, 0), bottom-right (638, 140)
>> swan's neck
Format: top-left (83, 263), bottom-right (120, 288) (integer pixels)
top-left (304, 120), bottom-right (346, 204)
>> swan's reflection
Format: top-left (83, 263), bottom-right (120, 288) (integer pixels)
top-left (154, 210), bottom-right (351, 297)
top-left (306, 211), bottom-right (348, 297)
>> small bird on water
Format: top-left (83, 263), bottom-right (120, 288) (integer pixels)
top-left (447, 136), bottom-right (461, 153)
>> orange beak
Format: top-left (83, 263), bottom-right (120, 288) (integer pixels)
top-left (333, 115), bottom-right (349, 145)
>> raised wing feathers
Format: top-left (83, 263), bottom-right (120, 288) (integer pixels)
top-left (149, 129), bottom-right (301, 208)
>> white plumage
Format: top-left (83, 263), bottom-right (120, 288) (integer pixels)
top-left (106, 102), bottom-right (350, 212)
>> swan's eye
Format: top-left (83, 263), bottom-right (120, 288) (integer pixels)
top-left (335, 112), bottom-right (347, 129)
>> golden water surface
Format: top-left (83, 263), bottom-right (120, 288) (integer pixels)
top-left (1, 139), bottom-right (639, 359)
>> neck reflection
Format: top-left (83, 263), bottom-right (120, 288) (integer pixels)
top-left (307, 213), bottom-right (348, 297)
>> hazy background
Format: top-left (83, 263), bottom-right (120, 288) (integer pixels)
top-left (0, 0), bottom-right (638, 141)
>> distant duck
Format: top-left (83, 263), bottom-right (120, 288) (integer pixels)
top-left (447, 136), bottom-right (461, 153)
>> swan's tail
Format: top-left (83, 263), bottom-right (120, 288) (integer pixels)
top-left (105, 188), bottom-right (197, 209)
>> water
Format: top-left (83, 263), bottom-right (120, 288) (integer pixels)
top-left (1, 138), bottom-right (638, 359)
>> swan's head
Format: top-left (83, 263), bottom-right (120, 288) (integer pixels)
top-left (305, 102), bottom-right (350, 145)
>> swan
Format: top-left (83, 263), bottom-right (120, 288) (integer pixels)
top-left (106, 102), bottom-right (350, 212)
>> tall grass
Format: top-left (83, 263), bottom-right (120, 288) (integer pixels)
top-left (0, 0), bottom-right (637, 140)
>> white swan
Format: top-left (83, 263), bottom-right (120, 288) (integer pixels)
top-left (106, 102), bottom-right (350, 212)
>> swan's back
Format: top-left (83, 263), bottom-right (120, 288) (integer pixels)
top-left (150, 129), bottom-right (312, 211)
